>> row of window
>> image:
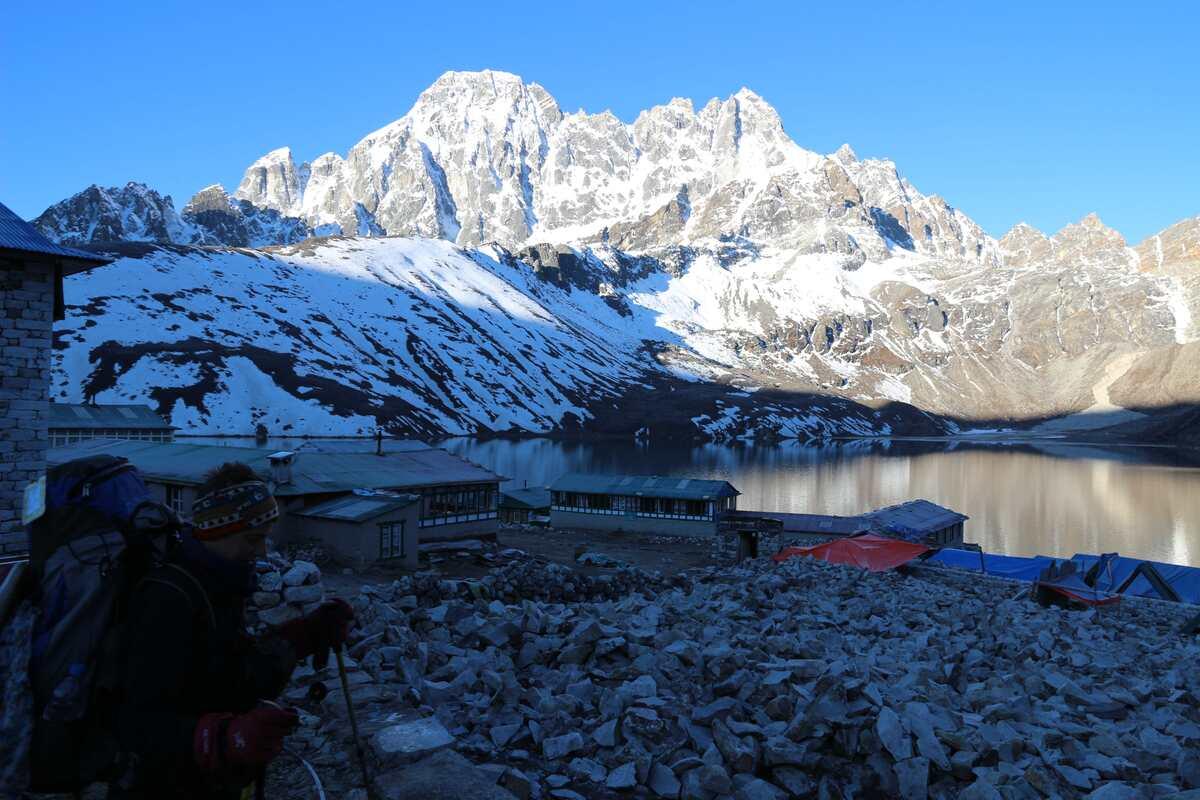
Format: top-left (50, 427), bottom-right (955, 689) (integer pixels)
top-left (551, 505), bottom-right (714, 522)
top-left (50, 430), bottom-right (173, 447)
top-left (416, 484), bottom-right (498, 522)
top-left (418, 511), bottom-right (498, 528)
top-left (550, 491), bottom-right (736, 519)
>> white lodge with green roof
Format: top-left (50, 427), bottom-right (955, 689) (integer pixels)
top-left (549, 473), bottom-right (740, 537)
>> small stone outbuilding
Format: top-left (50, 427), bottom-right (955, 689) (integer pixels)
top-left (291, 493), bottom-right (419, 569)
top-left (0, 202), bottom-right (110, 556)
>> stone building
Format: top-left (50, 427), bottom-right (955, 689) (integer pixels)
top-left (0, 202), bottom-right (110, 556)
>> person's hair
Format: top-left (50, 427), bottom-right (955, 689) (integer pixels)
top-left (196, 462), bottom-right (265, 498)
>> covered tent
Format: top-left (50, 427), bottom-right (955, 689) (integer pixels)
top-left (927, 549), bottom-right (1058, 583)
top-left (1034, 562), bottom-right (1121, 607)
top-left (1070, 553), bottom-right (1200, 604)
top-left (773, 534), bottom-right (929, 572)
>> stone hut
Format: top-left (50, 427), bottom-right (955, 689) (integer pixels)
top-left (0, 201), bottom-right (110, 556)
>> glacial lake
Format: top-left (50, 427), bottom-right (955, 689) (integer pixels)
top-left (197, 436), bottom-right (1200, 567)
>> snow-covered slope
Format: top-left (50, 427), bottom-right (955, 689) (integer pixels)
top-left (55, 238), bottom-right (939, 439)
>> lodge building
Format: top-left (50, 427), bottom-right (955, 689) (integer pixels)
top-left (549, 473), bottom-right (740, 537)
top-left (48, 402), bottom-right (176, 447)
top-left (47, 439), bottom-right (505, 566)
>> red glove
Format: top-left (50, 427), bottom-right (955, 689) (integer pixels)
top-left (276, 599), bottom-right (355, 668)
top-left (194, 706), bottom-right (299, 771)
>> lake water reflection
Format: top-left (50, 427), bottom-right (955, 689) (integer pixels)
top-left (200, 436), bottom-right (1200, 566)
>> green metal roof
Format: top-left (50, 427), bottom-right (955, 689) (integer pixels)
top-left (48, 403), bottom-right (176, 431)
top-left (292, 493), bottom-right (418, 523)
top-left (500, 487), bottom-right (552, 510)
top-left (549, 473), bottom-right (739, 501)
top-left (47, 439), bottom-right (503, 495)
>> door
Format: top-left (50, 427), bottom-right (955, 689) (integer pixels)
top-left (737, 532), bottom-right (758, 561)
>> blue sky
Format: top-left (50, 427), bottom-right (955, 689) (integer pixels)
top-left (2, 0), bottom-right (1196, 243)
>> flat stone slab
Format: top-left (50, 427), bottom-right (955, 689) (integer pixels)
top-left (373, 749), bottom-right (517, 800)
top-left (371, 716), bottom-right (455, 765)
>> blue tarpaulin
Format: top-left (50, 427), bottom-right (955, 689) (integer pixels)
top-left (930, 547), bottom-right (1200, 605)
top-left (927, 549), bottom-right (1056, 582)
top-left (1070, 554), bottom-right (1200, 604)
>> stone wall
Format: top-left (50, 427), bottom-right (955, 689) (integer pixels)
top-left (710, 528), bottom-right (782, 564)
top-left (0, 259), bottom-right (54, 556)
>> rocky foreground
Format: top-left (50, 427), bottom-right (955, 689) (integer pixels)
top-left (266, 550), bottom-right (1200, 800)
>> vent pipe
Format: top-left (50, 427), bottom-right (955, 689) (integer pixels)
top-left (267, 451), bottom-right (295, 486)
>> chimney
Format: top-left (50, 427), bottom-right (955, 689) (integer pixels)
top-left (267, 451), bottom-right (295, 486)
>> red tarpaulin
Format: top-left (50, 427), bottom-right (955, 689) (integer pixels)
top-left (773, 534), bottom-right (930, 572)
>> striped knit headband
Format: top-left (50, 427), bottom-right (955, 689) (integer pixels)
top-left (191, 480), bottom-right (279, 540)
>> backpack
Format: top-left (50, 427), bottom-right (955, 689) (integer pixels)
top-left (0, 454), bottom-right (183, 794)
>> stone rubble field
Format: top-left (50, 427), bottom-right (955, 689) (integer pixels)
top-left (267, 550), bottom-right (1200, 800)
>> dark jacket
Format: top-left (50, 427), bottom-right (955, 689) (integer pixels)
top-left (108, 535), bottom-right (295, 799)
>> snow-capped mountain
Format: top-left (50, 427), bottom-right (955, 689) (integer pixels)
top-left (34, 70), bottom-right (1200, 439)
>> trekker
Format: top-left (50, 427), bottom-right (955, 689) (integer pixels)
top-left (109, 462), bottom-right (354, 799)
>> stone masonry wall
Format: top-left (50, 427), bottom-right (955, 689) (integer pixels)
top-left (1, 260), bottom-right (54, 555)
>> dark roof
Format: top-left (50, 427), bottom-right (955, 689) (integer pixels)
top-left (725, 510), bottom-right (871, 536)
top-left (865, 499), bottom-right (969, 540)
top-left (0, 201), bottom-right (111, 272)
top-left (500, 487), bottom-right (552, 510)
top-left (47, 439), bottom-right (505, 495)
top-left (48, 403), bottom-right (176, 431)
top-left (292, 493), bottom-right (418, 523)
top-left (549, 473), bottom-right (739, 501)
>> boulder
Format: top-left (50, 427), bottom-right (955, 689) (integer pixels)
top-left (372, 749), bottom-right (517, 800)
top-left (371, 717), bottom-right (455, 765)
top-left (282, 560), bottom-right (320, 586)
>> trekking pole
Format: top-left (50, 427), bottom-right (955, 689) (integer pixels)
top-left (336, 647), bottom-right (373, 792)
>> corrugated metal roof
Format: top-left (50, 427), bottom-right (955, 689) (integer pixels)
top-left (0, 201), bottom-right (111, 269)
top-left (549, 473), bottom-right (739, 500)
top-left (292, 493), bottom-right (418, 522)
top-left (865, 499), bottom-right (969, 539)
top-left (46, 439), bottom-right (504, 495)
top-left (48, 403), bottom-right (176, 431)
top-left (500, 487), bottom-right (552, 510)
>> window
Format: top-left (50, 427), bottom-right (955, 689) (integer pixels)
top-left (379, 521), bottom-right (406, 559)
top-left (416, 483), bottom-right (500, 527)
top-left (166, 485), bottom-right (185, 517)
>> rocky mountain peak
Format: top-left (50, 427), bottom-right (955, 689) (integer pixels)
top-left (234, 146), bottom-right (306, 218)
top-left (1051, 213), bottom-right (1129, 268)
top-left (833, 143), bottom-right (858, 164)
top-left (33, 182), bottom-right (187, 245)
top-left (1134, 215), bottom-right (1200, 272)
top-left (183, 184), bottom-right (233, 215)
top-left (999, 222), bottom-right (1052, 268)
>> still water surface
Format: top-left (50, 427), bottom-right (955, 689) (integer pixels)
top-left (201, 436), bottom-right (1200, 566)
